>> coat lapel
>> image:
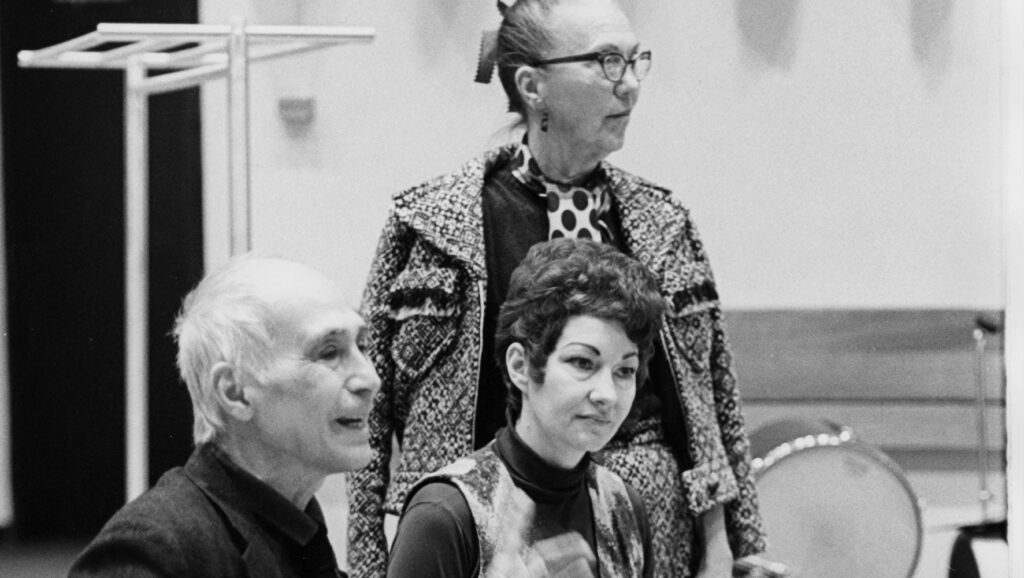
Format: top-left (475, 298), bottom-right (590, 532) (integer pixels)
top-left (389, 148), bottom-right (688, 286)
top-left (391, 145), bottom-right (517, 280)
top-left (184, 448), bottom-right (285, 578)
top-left (606, 165), bottom-right (685, 280)
top-left (241, 542), bottom-right (285, 578)
top-left (609, 166), bottom-right (720, 312)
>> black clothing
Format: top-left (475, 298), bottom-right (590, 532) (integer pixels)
top-left (476, 156), bottom-right (689, 473)
top-left (387, 427), bottom-right (653, 578)
top-left (70, 443), bottom-right (344, 578)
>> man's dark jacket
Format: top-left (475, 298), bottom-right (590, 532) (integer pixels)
top-left (68, 444), bottom-right (337, 578)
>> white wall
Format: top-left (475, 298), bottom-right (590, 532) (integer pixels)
top-left (200, 0), bottom-right (1004, 312)
top-left (201, 1), bottom-right (509, 309)
top-left (623, 0), bottom-right (1003, 309)
top-left (1002, 0), bottom-right (1024, 569)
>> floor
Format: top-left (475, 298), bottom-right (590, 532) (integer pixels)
top-left (0, 540), bottom-right (85, 577)
top-left (901, 468), bottom-right (1009, 578)
top-left (0, 469), bottom-right (1008, 577)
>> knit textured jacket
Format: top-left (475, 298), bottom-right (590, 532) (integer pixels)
top-left (348, 145), bottom-right (766, 576)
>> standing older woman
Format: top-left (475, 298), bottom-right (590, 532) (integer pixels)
top-left (348, 0), bottom-right (766, 576)
top-left (387, 239), bottom-right (657, 578)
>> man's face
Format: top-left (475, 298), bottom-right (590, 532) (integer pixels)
top-left (245, 268), bottom-right (380, 479)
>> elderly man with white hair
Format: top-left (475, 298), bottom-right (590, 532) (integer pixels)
top-left (69, 255), bottom-right (380, 578)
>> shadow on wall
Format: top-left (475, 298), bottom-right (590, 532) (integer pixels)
top-left (910, 0), bottom-right (954, 87)
top-left (414, 0), bottom-right (476, 68)
top-left (734, 0), bottom-right (953, 84)
top-left (735, 0), bottom-right (801, 70)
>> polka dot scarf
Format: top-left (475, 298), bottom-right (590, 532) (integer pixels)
top-left (509, 142), bottom-right (613, 242)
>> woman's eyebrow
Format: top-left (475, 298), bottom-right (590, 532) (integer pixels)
top-left (563, 342), bottom-right (600, 355)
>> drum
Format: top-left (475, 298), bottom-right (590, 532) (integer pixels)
top-left (748, 419), bottom-right (923, 578)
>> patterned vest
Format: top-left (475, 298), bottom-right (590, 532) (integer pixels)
top-left (409, 443), bottom-right (645, 577)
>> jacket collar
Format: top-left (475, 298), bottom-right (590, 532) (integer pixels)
top-left (605, 165), bottom-right (681, 280)
top-left (390, 144), bottom-right (679, 280)
top-left (183, 444), bottom-right (286, 578)
top-left (390, 145), bottom-right (516, 279)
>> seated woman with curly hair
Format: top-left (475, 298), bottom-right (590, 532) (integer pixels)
top-left (386, 238), bottom-right (664, 578)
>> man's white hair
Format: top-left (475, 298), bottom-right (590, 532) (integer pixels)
top-left (172, 254), bottom-right (287, 444)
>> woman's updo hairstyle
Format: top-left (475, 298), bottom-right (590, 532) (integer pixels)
top-left (492, 0), bottom-right (558, 115)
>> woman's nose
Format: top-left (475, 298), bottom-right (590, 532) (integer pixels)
top-left (588, 371), bottom-right (617, 406)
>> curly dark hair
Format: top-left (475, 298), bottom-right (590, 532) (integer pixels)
top-left (495, 238), bottom-right (666, 424)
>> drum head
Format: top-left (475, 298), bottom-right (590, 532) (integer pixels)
top-left (752, 422), bottom-right (922, 577)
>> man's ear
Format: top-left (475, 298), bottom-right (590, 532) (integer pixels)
top-left (211, 361), bottom-right (255, 422)
top-left (506, 343), bottom-right (532, 395)
top-left (514, 65), bottom-right (545, 113)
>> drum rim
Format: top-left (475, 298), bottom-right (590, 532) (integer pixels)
top-left (750, 425), bottom-right (856, 473)
top-left (750, 426), bottom-right (924, 578)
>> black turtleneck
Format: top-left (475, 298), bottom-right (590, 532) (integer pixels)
top-left (386, 427), bottom-right (652, 578)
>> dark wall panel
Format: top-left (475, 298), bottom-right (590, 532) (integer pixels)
top-left (1, 0), bottom-right (202, 540)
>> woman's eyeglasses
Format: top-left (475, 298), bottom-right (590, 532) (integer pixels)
top-left (533, 50), bottom-right (652, 82)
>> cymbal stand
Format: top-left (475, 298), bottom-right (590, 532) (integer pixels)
top-left (972, 314), bottom-right (1000, 522)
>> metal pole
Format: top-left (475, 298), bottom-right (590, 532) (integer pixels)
top-left (140, 63), bottom-right (226, 96)
top-left (227, 18), bottom-right (251, 254)
top-left (16, 31), bottom-right (102, 66)
top-left (0, 64), bottom-right (13, 528)
top-left (124, 56), bottom-right (149, 502)
top-left (95, 22), bottom-right (375, 43)
top-left (973, 326), bottom-right (992, 521)
top-left (15, 20), bottom-right (378, 507)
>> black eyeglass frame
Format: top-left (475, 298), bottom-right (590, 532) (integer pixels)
top-left (532, 50), bottom-right (652, 82)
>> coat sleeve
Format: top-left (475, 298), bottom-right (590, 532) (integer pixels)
top-left (68, 513), bottom-right (193, 577)
top-left (347, 206), bottom-right (414, 577)
top-left (692, 218), bottom-right (767, 558)
top-left (709, 306), bottom-right (767, 557)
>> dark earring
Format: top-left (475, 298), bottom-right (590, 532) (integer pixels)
top-left (541, 111), bottom-right (549, 132)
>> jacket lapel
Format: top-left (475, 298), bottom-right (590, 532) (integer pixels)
top-left (184, 448), bottom-right (285, 578)
top-left (389, 148), bottom-right (685, 285)
top-left (391, 145), bottom-right (517, 280)
top-left (606, 165), bottom-right (683, 280)
top-left (241, 543), bottom-right (285, 578)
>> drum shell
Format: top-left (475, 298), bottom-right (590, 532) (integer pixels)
top-left (749, 418), bottom-right (923, 578)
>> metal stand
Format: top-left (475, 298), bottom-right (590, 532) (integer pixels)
top-left (948, 313), bottom-right (1009, 576)
top-left (973, 314), bottom-right (1002, 522)
top-left (17, 21), bottom-right (374, 502)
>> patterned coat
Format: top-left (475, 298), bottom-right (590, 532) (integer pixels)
top-left (347, 145), bottom-right (766, 576)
